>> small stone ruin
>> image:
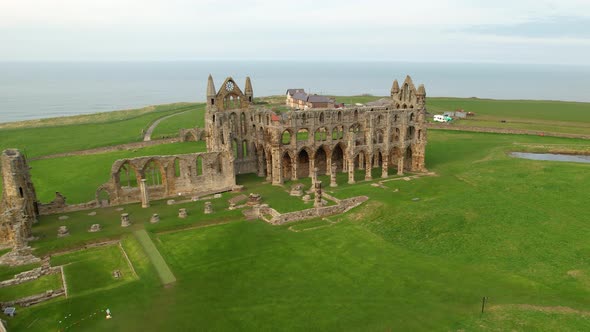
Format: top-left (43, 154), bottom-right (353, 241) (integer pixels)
top-left (88, 224), bottom-right (101, 232)
top-left (167, 199), bottom-right (176, 205)
top-left (58, 215), bottom-right (69, 221)
top-left (204, 202), bottom-right (213, 214)
top-left (57, 225), bottom-right (69, 237)
top-left (290, 184), bottom-right (304, 197)
top-left (112, 270), bottom-right (122, 279)
top-left (178, 208), bottom-right (188, 218)
top-left (120, 213), bottom-right (131, 227)
top-left (150, 213), bottom-right (160, 223)
top-left (247, 193), bottom-right (262, 206)
top-left (228, 202), bottom-right (236, 210)
top-left (88, 211), bottom-right (97, 216)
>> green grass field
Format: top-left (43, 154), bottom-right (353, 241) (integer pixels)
top-left (0, 103), bottom-right (197, 158)
top-left (428, 97), bottom-right (590, 135)
top-left (1, 97), bottom-right (590, 331)
top-left (2, 129), bottom-right (589, 331)
top-left (51, 245), bottom-right (137, 297)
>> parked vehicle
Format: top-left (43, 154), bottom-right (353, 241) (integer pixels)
top-left (434, 114), bottom-right (452, 123)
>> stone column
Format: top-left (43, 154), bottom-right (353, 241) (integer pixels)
top-left (397, 155), bottom-right (405, 175)
top-left (271, 147), bottom-right (282, 185)
top-left (139, 179), bottom-right (150, 208)
top-left (265, 155), bottom-right (272, 182)
top-left (291, 156), bottom-right (298, 181)
top-left (326, 155), bottom-right (332, 175)
top-left (311, 167), bottom-right (318, 187)
top-left (381, 158), bottom-right (389, 178)
top-left (364, 156), bottom-right (372, 181)
top-left (257, 152), bottom-right (265, 177)
top-left (314, 181), bottom-right (322, 208)
top-left (330, 163), bottom-right (338, 187)
top-left (121, 213), bottom-right (131, 227)
top-left (348, 159), bottom-right (355, 184)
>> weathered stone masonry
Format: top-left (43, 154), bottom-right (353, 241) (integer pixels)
top-left (205, 74), bottom-right (428, 186)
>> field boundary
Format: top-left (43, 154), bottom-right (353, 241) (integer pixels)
top-left (133, 230), bottom-right (176, 285)
top-left (428, 123), bottom-right (590, 140)
top-left (30, 138), bottom-right (180, 161)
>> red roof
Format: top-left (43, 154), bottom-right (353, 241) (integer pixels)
top-left (271, 114), bottom-right (280, 122)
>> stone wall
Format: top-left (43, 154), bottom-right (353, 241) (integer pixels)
top-left (259, 196), bottom-right (368, 225)
top-left (1, 289), bottom-right (65, 308)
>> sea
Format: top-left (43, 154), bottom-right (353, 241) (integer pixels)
top-left (1, 61), bottom-right (589, 124)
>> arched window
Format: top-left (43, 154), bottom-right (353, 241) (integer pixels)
top-left (119, 162), bottom-right (138, 188)
top-left (144, 161), bottom-right (162, 186)
top-left (282, 130), bottom-right (292, 145)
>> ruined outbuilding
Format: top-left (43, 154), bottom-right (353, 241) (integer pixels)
top-left (0, 149), bottom-right (39, 247)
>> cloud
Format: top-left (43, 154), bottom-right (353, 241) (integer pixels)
top-left (1, 0), bottom-right (590, 63)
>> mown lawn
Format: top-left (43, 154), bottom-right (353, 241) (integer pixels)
top-left (51, 245), bottom-right (136, 297)
top-left (427, 97), bottom-right (590, 135)
top-left (0, 103), bottom-right (197, 158)
top-left (4, 130), bottom-right (590, 331)
top-left (150, 103), bottom-right (205, 138)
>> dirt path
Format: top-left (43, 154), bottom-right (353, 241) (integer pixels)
top-left (143, 111), bottom-right (189, 141)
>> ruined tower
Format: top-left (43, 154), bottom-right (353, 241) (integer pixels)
top-left (0, 149), bottom-right (39, 246)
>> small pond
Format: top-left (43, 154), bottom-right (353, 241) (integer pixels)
top-left (510, 152), bottom-right (590, 164)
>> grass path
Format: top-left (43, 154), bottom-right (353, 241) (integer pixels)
top-left (142, 111), bottom-right (189, 141)
top-left (133, 230), bottom-right (176, 285)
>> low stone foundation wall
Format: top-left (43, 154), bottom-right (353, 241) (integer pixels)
top-left (0, 266), bottom-right (60, 288)
top-left (39, 200), bottom-right (98, 215)
top-left (258, 196), bottom-right (368, 225)
top-left (1, 289), bottom-right (65, 308)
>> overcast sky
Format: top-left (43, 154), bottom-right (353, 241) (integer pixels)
top-left (1, 0), bottom-right (589, 64)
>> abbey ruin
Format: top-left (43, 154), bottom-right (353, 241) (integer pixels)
top-left (0, 75), bottom-right (428, 246)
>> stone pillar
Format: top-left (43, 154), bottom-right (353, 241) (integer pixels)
top-left (358, 153), bottom-right (364, 170)
top-left (291, 157), bottom-right (298, 181)
top-left (326, 155), bottom-right (332, 175)
top-left (314, 181), bottom-right (322, 208)
top-left (150, 214), bottom-right (160, 223)
top-left (311, 167), bottom-right (318, 187)
top-left (139, 179), bottom-right (150, 208)
top-left (365, 156), bottom-right (372, 181)
top-left (271, 147), bottom-right (282, 185)
top-left (381, 158), bottom-right (389, 178)
top-left (330, 163), bottom-right (338, 187)
top-left (257, 152), bottom-right (265, 177)
top-left (397, 156), bottom-right (405, 175)
top-left (348, 159), bottom-right (355, 184)
top-left (265, 155), bottom-right (272, 182)
top-left (204, 202), bottom-right (213, 214)
top-left (120, 213), bottom-right (131, 227)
